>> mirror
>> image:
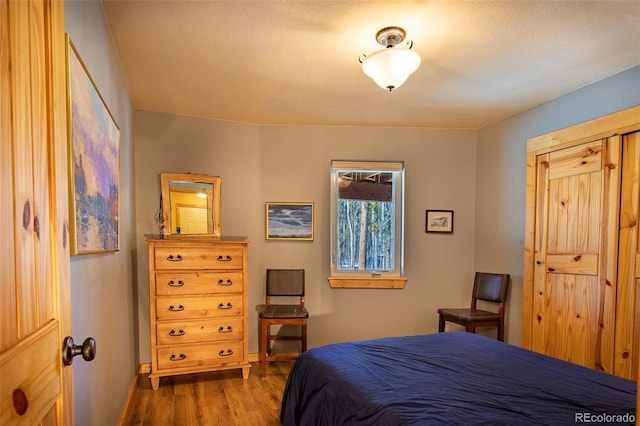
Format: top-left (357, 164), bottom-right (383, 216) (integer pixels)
top-left (160, 172), bottom-right (221, 237)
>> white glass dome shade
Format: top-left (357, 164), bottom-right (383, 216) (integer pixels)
top-left (361, 47), bottom-right (421, 91)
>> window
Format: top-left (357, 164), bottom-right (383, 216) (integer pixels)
top-left (329, 161), bottom-right (406, 288)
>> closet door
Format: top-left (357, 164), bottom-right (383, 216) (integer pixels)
top-left (530, 138), bottom-right (621, 374)
top-left (523, 106), bottom-right (640, 381)
top-left (614, 131), bottom-right (640, 379)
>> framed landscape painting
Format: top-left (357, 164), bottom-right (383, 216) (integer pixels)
top-left (426, 210), bottom-right (454, 233)
top-left (67, 36), bottom-right (120, 255)
top-left (266, 202), bottom-right (314, 241)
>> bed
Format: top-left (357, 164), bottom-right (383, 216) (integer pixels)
top-left (280, 332), bottom-right (636, 425)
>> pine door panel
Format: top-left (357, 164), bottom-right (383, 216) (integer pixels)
top-left (0, 0), bottom-right (17, 350)
top-left (532, 139), bottom-right (619, 373)
top-left (0, 321), bottom-right (60, 425)
top-left (0, 0), bottom-right (71, 424)
top-left (614, 131), bottom-right (640, 379)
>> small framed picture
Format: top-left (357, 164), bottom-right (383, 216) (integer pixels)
top-left (426, 210), bottom-right (454, 233)
top-left (266, 202), bottom-right (314, 241)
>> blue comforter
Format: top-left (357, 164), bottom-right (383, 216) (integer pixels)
top-left (280, 332), bottom-right (636, 425)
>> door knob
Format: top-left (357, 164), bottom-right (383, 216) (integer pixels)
top-left (62, 336), bottom-right (96, 366)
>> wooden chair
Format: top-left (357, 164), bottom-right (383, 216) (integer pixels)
top-left (259, 269), bottom-right (308, 378)
top-left (437, 272), bottom-right (510, 341)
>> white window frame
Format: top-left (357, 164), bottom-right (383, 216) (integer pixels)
top-left (329, 161), bottom-right (406, 288)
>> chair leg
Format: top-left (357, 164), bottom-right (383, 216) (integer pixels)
top-left (497, 323), bottom-right (504, 341)
top-left (260, 320), bottom-right (269, 378)
top-left (438, 314), bottom-right (445, 332)
top-left (301, 322), bottom-right (307, 352)
top-left (465, 324), bottom-right (475, 334)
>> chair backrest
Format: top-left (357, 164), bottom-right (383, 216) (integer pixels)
top-left (472, 272), bottom-right (510, 306)
top-left (266, 269), bottom-right (305, 298)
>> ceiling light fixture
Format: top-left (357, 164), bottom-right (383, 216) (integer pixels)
top-left (359, 26), bottom-right (421, 92)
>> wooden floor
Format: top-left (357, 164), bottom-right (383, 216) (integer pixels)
top-left (121, 361), bottom-right (294, 426)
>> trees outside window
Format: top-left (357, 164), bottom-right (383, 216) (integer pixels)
top-left (330, 161), bottom-right (404, 278)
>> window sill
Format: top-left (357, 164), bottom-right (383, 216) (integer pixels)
top-left (328, 277), bottom-right (407, 289)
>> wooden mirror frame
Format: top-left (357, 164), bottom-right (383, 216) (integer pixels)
top-left (160, 172), bottom-right (221, 237)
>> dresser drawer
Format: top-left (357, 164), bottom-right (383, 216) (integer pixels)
top-left (156, 317), bottom-right (244, 345)
top-left (155, 272), bottom-right (244, 296)
top-left (154, 246), bottom-right (244, 270)
top-left (156, 295), bottom-right (243, 320)
top-left (156, 340), bottom-right (245, 370)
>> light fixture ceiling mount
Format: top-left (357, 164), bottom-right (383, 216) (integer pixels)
top-left (359, 26), bottom-right (421, 92)
top-left (375, 26), bottom-right (407, 47)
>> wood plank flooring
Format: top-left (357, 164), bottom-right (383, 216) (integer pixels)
top-left (121, 361), bottom-right (294, 425)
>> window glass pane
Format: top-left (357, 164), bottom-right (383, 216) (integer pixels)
top-left (330, 161), bottom-right (404, 277)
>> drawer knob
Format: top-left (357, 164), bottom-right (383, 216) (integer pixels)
top-left (170, 353), bottom-right (186, 361)
top-left (168, 304), bottom-right (185, 312)
top-left (168, 280), bottom-right (185, 287)
top-left (167, 254), bottom-right (183, 262)
top-left (218, 349), bottom-right (234, 357)
top-left (217, 279), bottom-right (233, 286)
top-left (217, 255), bottom-right (232, 262)
top-left (169, 329), bottom-right (185, 337)
top-left (218, 326), bottom-right (233, 333)
top-left (218, 302), bottom-right (233, 310)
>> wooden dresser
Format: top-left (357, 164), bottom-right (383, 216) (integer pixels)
top-left (146, 236), bottom-right (250, 389)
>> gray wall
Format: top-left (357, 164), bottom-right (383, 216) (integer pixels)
top-left (65, 1), bottom-right (135, 425)
top-left (134, 116), bottom-right (478, 361)
top-left (475, 65), bottom-right (640, 344)
top-left (64, 0), bottom-right (640, 422)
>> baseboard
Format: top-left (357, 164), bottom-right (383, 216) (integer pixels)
top-left (118, 364), bottom-right (147, 425)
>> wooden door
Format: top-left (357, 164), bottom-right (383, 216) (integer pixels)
top-left (614, 131), bottom-right (640, 378)
top-left (176, 205), bottom-right (208, 234)
top-left (530, 138), bottom-right (621, 373)
top-left (0, 0), bottom-right (74, 424)
top-left (523, 106), bottom-right (640, 380)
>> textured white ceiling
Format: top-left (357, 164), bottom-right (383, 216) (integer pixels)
top-left (101, 0), bottom-right (640, 128)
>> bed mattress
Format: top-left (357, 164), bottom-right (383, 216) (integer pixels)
top-left (280, 332), bottom-right (636, 425)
